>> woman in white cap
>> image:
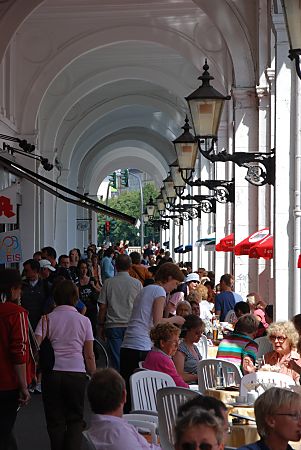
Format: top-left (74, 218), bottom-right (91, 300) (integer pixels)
top-left (178, 272), bottom-right (200, 299)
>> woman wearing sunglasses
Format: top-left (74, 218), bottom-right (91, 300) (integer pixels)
top-left (174, 407), bottom-right (224, 450)
top-left (262, 321), bottom-right (301, 383)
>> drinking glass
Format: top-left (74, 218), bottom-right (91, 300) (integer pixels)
top-left (226, 371), bottom-right (236, 387)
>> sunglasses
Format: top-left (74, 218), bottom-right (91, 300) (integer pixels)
top-left (182, 443), bottom-right (219, 450)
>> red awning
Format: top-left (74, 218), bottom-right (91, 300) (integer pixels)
top-left (234, 228), bottom-right (270, 256)
top-left (216, 233), bottom-right (234, 252)
top-left (298, 254), bottom-right (301, 268)
top-left (249, 235), bottom-right (273, 260)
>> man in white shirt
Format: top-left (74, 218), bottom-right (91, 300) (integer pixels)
top-left (86, 368), bottom-right (161, 450)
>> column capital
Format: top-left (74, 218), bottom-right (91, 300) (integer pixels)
top-left (231, 87), bottom-right (257, 109)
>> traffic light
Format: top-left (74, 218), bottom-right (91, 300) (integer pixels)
top-left (121, 169), bottom-right (129, 187)
top-left (105, 220), bottom-right (111, 234)
top-left (109, 172), bottom-right (117, 189)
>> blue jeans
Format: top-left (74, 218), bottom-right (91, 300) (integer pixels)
top-left (105, 327), bottom-right (126, 371)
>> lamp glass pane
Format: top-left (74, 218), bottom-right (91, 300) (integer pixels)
top-left (175, 142), bottom-right (198, 169)
top-left (143, 213), bottom-right (149, 223)
top-left (283, 0), bottom-right (301, 49)
top-left (171, 164), bottom-right (186, 187)
top-left (164, 179), bottom-right (176, 198)
top-left (161, 188), bottom-right (168, 204)
top-left (157, 197), bottom-right (165, 211)
top-left (146, 203), bottom-right (156, 217)
top-left (188, 98), bottom-right (224, 137)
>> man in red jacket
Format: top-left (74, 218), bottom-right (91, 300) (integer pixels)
top-left (0, 268), bottom-right (35, 450)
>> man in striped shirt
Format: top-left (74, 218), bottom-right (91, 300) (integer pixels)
top-left (217, 314), bottom-right (259, 374)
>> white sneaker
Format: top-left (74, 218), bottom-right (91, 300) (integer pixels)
top-left (35, 383), bottom-right (42, 393)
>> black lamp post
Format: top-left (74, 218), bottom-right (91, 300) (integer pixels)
top-left (282, 0), bottom-right (301, 80)
top-left (183, 60), bottom-right (275, 186)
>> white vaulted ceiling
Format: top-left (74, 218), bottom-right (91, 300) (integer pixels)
top-left (3, 0), bottom-right (258, 193)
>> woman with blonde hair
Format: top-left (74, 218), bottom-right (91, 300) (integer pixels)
top-left (237, 387), bottom-right (301, 450)
top-left (143, 322), bottom-right (188, 387)
top-left (262, 321), bottom-right (301, 383)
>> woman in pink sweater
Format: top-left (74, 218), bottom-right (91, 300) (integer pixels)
top-left (143, 323), bottom-right (188, 388)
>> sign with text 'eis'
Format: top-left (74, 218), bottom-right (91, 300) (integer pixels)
top-left (0, 230), bottom-right (22, 264)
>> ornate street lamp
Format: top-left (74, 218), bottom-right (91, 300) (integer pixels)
top-left (163, 173), bottom-right (177, 206)
top-left (282, 0), bottom-right (301, 79)
top-left (142, 208), bottom-right (149, 224)
top-left (146, 197), bottom-right (156, 219)
top-left (185, 60), bottom-right (275, 186)
top-left (173, 116), bottom-right (198, 183)
top-left (156, 193), bottom-right (166, 216)
top-left (185, 60), bottom-right (230, 139)
top-left (169, 160), bottom-right (186, 196)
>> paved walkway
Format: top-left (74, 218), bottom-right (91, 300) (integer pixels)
top-left (14, 393), bottom-right (91, 450)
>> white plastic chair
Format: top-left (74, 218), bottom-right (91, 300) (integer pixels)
top-left (195, 335), bottom-right (208, 359)
top-left (254, 336), bottom-right (273, 358)
top-left (82, 430), bottom-right (97, 450)
top-left (130, 370), bottom-right (176, 413)
top-left (224, 310), bottom-right (237, 323)
top-left (123, 413), bottom-right (159, 443)
top-left (197, 358), bottom-right (242, 393)
top-left (156, 386), bottom-right (201, 450)
top-left (240, 371), bottom-right (295, 395)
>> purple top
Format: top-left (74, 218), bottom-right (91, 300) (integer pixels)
top-left (35, 305), bottom-right (94, 372)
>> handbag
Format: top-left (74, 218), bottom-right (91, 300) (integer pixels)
top-left (39, 315), bottom-right (55, 373)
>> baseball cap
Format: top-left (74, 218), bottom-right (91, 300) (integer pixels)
top-left (185, 273), bottom-right (200, 283)
top-left (39, 259), bottom-right (56, 271)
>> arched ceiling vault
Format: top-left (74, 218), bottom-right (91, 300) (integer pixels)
top-left (7, 0), bottom-right (257, 197)
top-left (84, 146), bottom-right (169, 195)
top-left (0, 0), bottom-right (44, 61)
top-left (41, 64), bottom-right (193, 162)
top-left (75, 127), bottom-right (175, 190)
top-left (21, 24), bottom-right (233, 133)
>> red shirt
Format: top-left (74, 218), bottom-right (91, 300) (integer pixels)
top-left (0, 302), bottom-right (35, 391)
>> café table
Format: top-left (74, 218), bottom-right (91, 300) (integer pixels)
top-left (205, 387), bottom-right (240, 404)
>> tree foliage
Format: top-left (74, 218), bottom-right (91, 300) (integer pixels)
top-left (97, 182), bottom-right (160, 245)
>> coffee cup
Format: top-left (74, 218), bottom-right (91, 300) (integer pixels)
top-left (247, 391), bottom-right (258, 405)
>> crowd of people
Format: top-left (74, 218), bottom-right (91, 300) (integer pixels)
top-left (1, 240), bottom-right (301, 450)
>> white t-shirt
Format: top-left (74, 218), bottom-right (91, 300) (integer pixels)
top-left (121, 284), bottom-right (166, 351)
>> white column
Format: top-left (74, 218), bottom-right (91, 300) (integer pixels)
top-left (215, 120), bottom-right (232, 281)
top-left (233, 87), bottom-right (259, 298)
top-left (273, 10), bottom-right (293, 319)
top-left (256, 85), bottom-right (273, 303)
top-left (19, 159), bottom-right (37, 260)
